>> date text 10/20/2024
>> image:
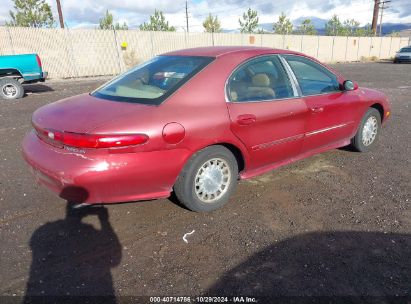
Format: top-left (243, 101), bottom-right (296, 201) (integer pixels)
top-left (149, 296), bottom-right (257, 303)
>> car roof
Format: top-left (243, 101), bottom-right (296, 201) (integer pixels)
top-left (162, 46), bottom-right (303, 58)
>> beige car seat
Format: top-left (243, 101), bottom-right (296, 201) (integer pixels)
top-left (246, 73), bottom-right (276, 100)
top-left (229, 73), bottom-right (276, 102)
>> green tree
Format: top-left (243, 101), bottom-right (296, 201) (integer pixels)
top-left (388, 30), bottom-right (400, 37)
top-left (343, 19), bottom-right (360, 36)
top-left (6, 0), bottom-right (54, 28)
top-left (139, 10), bottom-right (176, 31)
top-left (257, 28), bottom-right (269, 34)
top-left (325, 15), bottom-right (345, 36)
top-left (99, 10), bottom-right (128, 30)
top-left (355, 24), bottom-right (374, 37)
top-left (297, 18), bottom-right (317, 35)
top-left (239, 8), bottom-right (259, 33)
top-left (203, 14), bottom-right (221, 33)
top-left (273, 12), bottom-right (293, 35)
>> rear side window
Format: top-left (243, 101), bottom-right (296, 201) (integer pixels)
top-left (227, 56), bottom-right (295, 102)
top-left (283, 55), bottom-right (340, 96)
top-left (400, 47), bottom-right (411, 53)
top-left (92, 56), bottom-right (214, 105)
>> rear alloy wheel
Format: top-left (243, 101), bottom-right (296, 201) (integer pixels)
top-left (0, 78), bottom-right (24, 100)
top-left (174, 146), bottom-right (238, 212)
top-left (351, 108), bottom-right (381, 152)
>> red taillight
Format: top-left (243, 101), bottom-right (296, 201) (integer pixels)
top-left (35, 54), bottom-right (42, 68)
top-left (33, 124), bottom-right (148, 149)
top-left (62, 132), bottom-right (148, 148)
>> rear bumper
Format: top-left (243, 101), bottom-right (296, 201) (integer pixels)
top-left (22, 72), bottom-right (48, 84)
top-left (22, 131), bottom-right (188, 204)
top-left (394, 58), bottom-right (411, 63)
top-left (40, 71), bottom-right (48, 82)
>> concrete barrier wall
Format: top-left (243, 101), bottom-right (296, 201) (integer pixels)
top-left (0, 27), bottom-right (409, 79)
top-left (317, 36), bottom-right (334, 62)
top-left (346, 37), bottom-right (360, 61)
top-left (301, 36), bottom-right (319, 58)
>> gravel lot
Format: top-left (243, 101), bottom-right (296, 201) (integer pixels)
top-left (0, 63), bottom-right (410, 301)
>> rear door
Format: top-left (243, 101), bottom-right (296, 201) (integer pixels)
top-left (282, 55), bottom-right (360, 152)
top-left (226, 55), bottom-right (308, 171)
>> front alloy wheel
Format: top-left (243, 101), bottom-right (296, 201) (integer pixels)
top-left (362, 116), bottom-right (378, 146)
top-left (351, 108), bottom-right (382, 152)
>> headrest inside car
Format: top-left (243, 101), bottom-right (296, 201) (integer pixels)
top-left (252, 74), bottom-right (270, 87)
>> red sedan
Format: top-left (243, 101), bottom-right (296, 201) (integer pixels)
top-left (22, 46), bottom-right (391, 212)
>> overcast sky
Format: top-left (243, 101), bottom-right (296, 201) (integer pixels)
top-left (1, 0), bottom-right (410, 30)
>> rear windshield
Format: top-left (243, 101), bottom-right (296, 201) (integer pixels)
top-left (399, 47), bottom-right (411, 53)
top-left (92, 55), bottom-right (214, 105)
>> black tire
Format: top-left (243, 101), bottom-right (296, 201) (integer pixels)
top-left (0, 78), bottom-right (24, 100)
top-left (174, 145), bottom-right (238, 212)
top-left (351, 108), bottom-right (382, 152)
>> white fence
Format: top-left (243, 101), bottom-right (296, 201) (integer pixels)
top-left (1, 27), bottom-right (410, 79)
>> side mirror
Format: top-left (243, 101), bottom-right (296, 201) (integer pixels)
top-left (343, 80), bottom-right (358, 91)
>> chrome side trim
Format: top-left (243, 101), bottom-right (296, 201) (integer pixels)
top-left (305, 122), bottom-right (353, 137)
top-left (250, 121), bottom-right (353, 151)
top-left (252, 133), bottom-right (304, 151)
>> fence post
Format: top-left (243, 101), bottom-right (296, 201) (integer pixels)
top-left (369, 37), bottom-right (372, 58)
top-left (388, 36), bottom-right (393, 58)
top-left (356, 37), bottom-right (361, 61)
top-left (331, 36), bottom-right (335, 62)
top-left (300, 35), bottom-right (304, 52)
top-left (113, 29), bottom-right (123, 74)
top-left (378, 36), bottom-right (383, 59)
top-left (316, 35), bottom-right (320, 59)
top-left (6, 27), bottom-right (15, 55)
top-left (150, 31), bottom-right (154, 58)
top-left (344, 36), bottom-right (349, 62)
top-left (65, 28), bottom-right (79, 78)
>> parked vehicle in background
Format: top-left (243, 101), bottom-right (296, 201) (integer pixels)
top-left (0, 54), bottom-right (48, 100)
top-left (394, 46), bottom-right (411, 63)
top-left (22, 46), bottom-right (391, 212)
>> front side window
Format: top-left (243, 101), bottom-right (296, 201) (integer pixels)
top-left (227, 56), bottom-right (295, 102)
top-left (92, 56), bottom-right (214, 105)
top-left (283, 55), bottom-right (340, 96)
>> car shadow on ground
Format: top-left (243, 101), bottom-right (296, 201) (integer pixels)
top-left (24, 202), bottom-right (121, 303)
top-left (24, 84), bottom-right (54, 94)
top-left (206, 231), bottom-right (410, 300)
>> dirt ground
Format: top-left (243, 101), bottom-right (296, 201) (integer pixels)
top-left (0, 63), bottom-right (410, 302)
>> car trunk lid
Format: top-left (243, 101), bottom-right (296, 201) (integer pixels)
top-left (32, 93), bottom-right (153, 149)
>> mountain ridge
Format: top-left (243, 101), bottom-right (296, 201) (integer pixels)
top-left (223, 17), bottom-right (411, 35)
